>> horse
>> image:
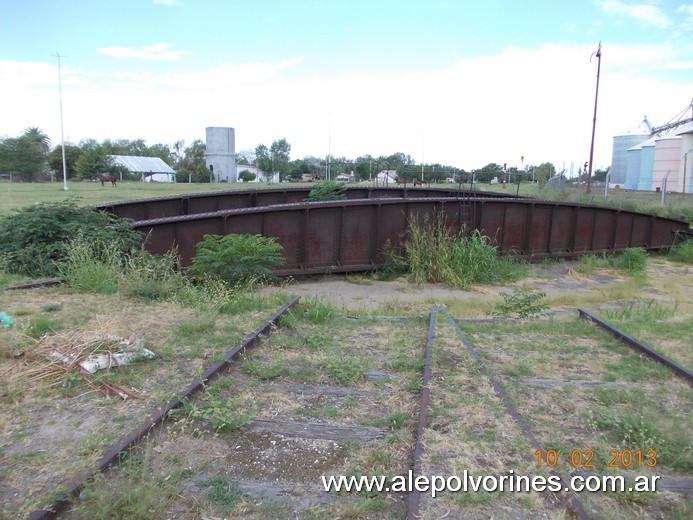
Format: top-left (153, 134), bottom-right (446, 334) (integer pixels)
top-left (412, 178), bottom-right (427, 187)
top-left (396, 178), bottom-right (409, 187)
top-left (96, 173), bottom-right (117, 187)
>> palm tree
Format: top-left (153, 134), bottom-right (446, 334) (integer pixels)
top-left (23, 127), bottom-right (51, 153)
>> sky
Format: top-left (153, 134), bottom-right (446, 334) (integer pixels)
top-left (0, 0), bottom-right (691, 173)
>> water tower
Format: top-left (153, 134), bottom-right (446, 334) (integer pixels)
top-left (205, 127), bottom-right (237, 182)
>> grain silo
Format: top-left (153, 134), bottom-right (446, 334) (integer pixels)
top-left (652, 135), bottom-right (682, 192)
top-left (610, 121), bottom-right (650, 187)
top-left (205, 127), bottom-right (237, 183)
top-left (637, 138), bottom-right (656, 191)
top-left (625, 144), bottom-right (641, 190)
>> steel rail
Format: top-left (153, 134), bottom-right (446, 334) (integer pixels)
top-left (578, 308), bottom-right (693, 384)
top-left (3, 280), bottom-right (63, 291)
top-left (446, 314), bottom-right (591, 520)
top-left (26, 295), bottom-right (300, 520)
top-left (97, 186), bottom-right (518, 220)
top-left (407, 305), bottom-right (438, 519)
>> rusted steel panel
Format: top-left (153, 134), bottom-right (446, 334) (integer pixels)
top-left (548, 206), bottom-right (575, 253)
top-left (650, 217), bottom-right (678, 247)
top-left (264, 210), bottom-right (303, 269)
top-left (305, 208), bottom-right (340, 267)
top-left (176, 217), bottom-right (224, 262)
top-left (476, 201), bottom-right (505, 247)
top-left (630, 214), bottom-right (651, 246)
top-left (526, 205), bottom-right (552, 253)
top-left (500, 203), bottom-right (528, 253)
top-left (573, 207), bottom-right (596, 252)
top-left (614, 212), bottom-right (634, 249)
top-left (254, 191), bottom-right (291, 206)
top-left (140, 222), bottom-right (178, 256)
top-left (590, 209), bottom-right (616, 251)
top-left (341, 206), bottom-right (377, 265)
top-left (224, 213), bottom-right (264, 236)
top-left (375, 203), bottom-right (409, 259)
top-left (129, 198), bottom-right (689, 274)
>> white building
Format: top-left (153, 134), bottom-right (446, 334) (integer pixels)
top-left (109, 155), bottom-right (176, 182)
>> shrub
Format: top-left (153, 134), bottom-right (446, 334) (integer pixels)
top-left (490, 288), bottom-right (548, 319)
top-left (59, 235), bottom-right (121, 293)
top-left (119, 250), bottom-right (186, 300)
top-left (669, 240), bottom-right (693, 264)
top-left (403, 215), bottom-right (525, 289)
top-left (0, 201), bottom-right (141, 278)
top-left (187, 233), bottom-right (284, 285)
top-left (614, 247), bottom-right (647, 274)
top-left (305, 181), bottom-right (347, 201)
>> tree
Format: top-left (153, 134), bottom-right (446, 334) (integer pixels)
top-left (23, 127), bottom-right (51, 153)
top-left (75, 145), bottom-right (114, 180)
top-left (236, 149), bottom-right (255, 165)
top-left (175, 140), bottom-right (209, 183)
top-left (593, 167), bottom-right (609, 182)
top-left (534, 162), bottom-right (556, 187)
top-left (473, 163), bottom-right (504, 183)
top-left (270, 138), bottom-right (291, 181)
top-left (353, 155), bottom-right (374, 181)
top-left (48, 144), bottom-right (82, 180)
top-left (255, 144), bottom-right (271, 176)
top-left (147, 143), bottom-right (176, 166)
top-left (0, 135), bottom-right (47, 181)
top-left (239, 170), bottom-right (256, 182)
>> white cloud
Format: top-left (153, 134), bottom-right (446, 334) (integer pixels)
top-left (153, 0), bottom-right (178, 5)
top-left (1, 45), bottom-right (689, 171)
top-left (596, 0), bottom-right (671, 28)
top-left (97, 42), bottom-right (190, 61)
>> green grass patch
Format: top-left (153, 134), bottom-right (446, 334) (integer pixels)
top-left (669, 240), bottom-right (693, 263)
top-left (402, 215), bottom-right (527, 289)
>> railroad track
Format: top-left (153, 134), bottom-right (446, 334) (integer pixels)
top-left (419, 310), bottom-right (692, 519)
top-left (21, 303), bottom-right (691, 519)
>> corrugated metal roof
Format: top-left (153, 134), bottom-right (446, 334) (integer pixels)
top-left (110, 155), bottom-right (175, 174)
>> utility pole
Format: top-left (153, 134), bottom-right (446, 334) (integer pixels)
top-left (54, 53), bottom-right (68, 191)
top-left (587, 42), bottom-right (602, 194)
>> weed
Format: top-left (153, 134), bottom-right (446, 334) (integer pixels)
top-left (378, 412), bottom-right (410, 431)
top-left (669, 240), bottom-right (693, 263)
top-left (176, 390), bottom-right (256, 433)
top-left (403, 215), bottom-right (526, 288)
top-left (59, 234), bottom-right (121, 294)
top-left (604, 352), bottom-right (672, 381)
top-left (305, 181), bottom-right (347, 201)
top-left (304, 296), bottom-right (336, 324)
top-left (603, 298), bottom-right (678, 321)
top-left (242, 356), bottom-right (287, 380)
top-left (187, 233), bottom-right (284, 285)
top-left (25, 316), bottom-right (61, 338)
top-left (75, 444), bottom-right (181, 518)
top-left (205, 475), bottom-right (242, 509)
top-left (119, 249), bottom-right (185, 300)
top-left (175, 317), bottom-right (217, 338)
top-left (503, 358), bottom-right (534, 377)
top-left (320, 353), bottom-right (365, 385)
top-left (594, 412), bottom-right (663, 452)
top-left (614, 247), bottom-right (648, 274)
top-left (40, 303), bottom-right (63, 313)
top-left (489, 288), bottom-right (548, 319)
top-left (576, 253), bottom-right (610, 274)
